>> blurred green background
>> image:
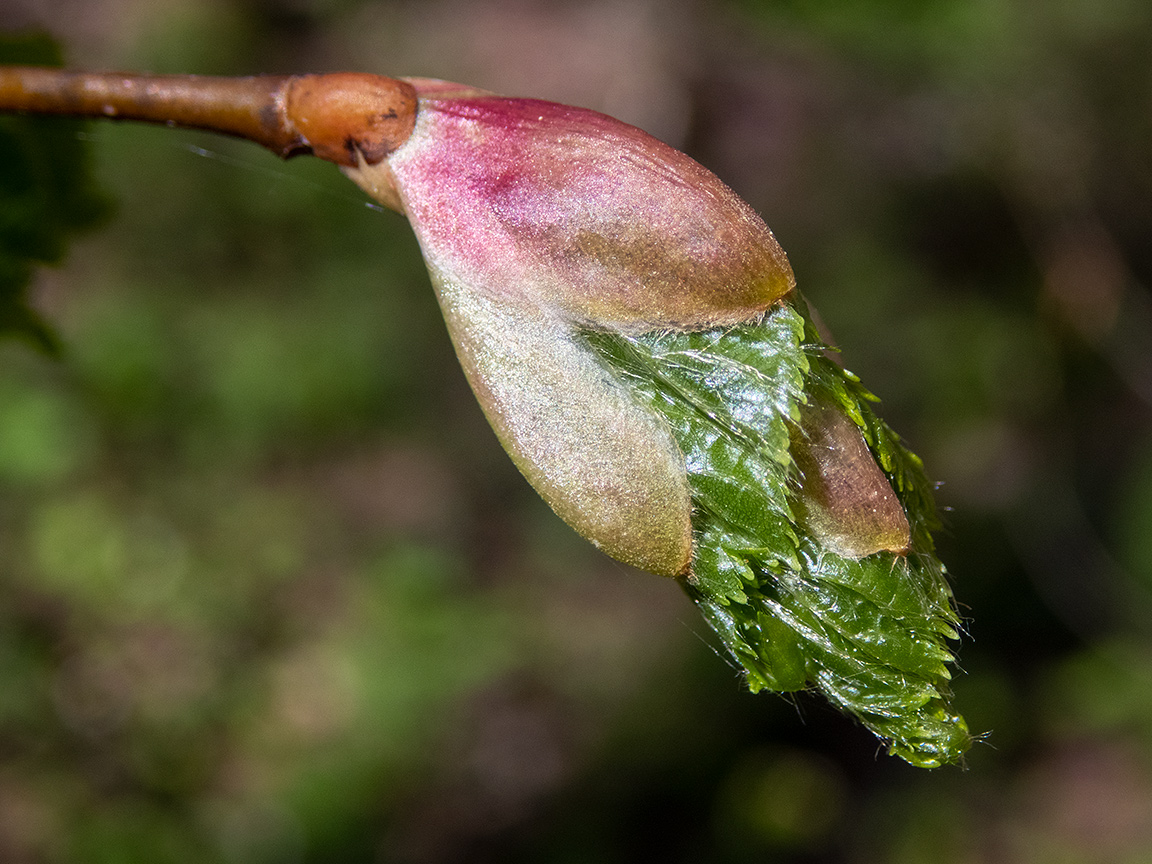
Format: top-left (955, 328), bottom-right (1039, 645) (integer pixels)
top-left (3, 0), bottom-right (1152, 861)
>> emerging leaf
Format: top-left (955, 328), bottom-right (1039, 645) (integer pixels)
top-left (586, 303), bottom-right (968, 767)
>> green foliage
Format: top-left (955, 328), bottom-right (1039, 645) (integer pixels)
top-left (0, 33), bottom-right (108, 351)
top-left (586, 299), bottom-right (968, 767)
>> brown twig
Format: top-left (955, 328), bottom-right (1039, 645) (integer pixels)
top-left (0, 67), bottom-right (417, 166)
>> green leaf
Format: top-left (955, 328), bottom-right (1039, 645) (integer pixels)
top-left (0, 32), bottom-right (110, 351)
top-left (585, 297), bottom-right (970, 767)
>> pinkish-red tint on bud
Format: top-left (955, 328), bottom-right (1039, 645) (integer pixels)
top-left (347, 82), bottom-right (795, 329)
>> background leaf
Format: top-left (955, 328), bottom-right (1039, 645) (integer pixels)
top-left (0, 32), bottom-right (109, 350)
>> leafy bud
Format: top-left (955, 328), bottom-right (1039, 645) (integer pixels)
top-left (343, 81), bottom-right (968, 766)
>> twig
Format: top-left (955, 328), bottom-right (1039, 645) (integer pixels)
top-left (0, 67), bottom-right (417, 166)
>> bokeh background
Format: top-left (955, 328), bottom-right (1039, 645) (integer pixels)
top-left (3, 0), bottom-right (1152, 861)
